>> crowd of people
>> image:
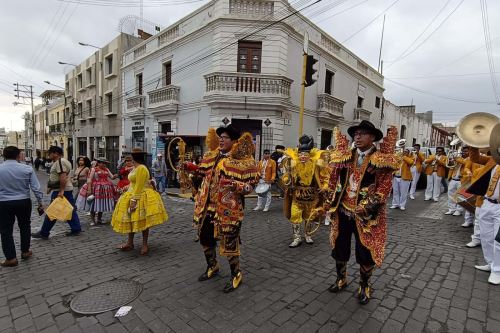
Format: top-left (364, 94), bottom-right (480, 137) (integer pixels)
top-left (0, 119), bottom-right (498, 303)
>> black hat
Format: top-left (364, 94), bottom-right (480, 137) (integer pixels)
top-left (298, 135), bottom-right (314, 152)
top-left (216, 124), bottom-right (241, 141)
top-left (347, 120), bottom-right (384, 142)
top-left (275, 145), bottom-right (285, 150)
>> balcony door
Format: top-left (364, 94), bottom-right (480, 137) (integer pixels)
top-left (237, 41), bottom-right (262, 73)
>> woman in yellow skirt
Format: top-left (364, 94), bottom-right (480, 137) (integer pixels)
top-left (111, 148), bottom-right (168, 255)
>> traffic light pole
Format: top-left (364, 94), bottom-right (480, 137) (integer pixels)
top-left (298, 52), bottom-right (307, 136)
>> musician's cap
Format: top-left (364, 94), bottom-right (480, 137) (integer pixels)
top-left (216, 124), bottom-right (241, 141)
top-left (96, 157), bottom-right (109, 164)
top-left (490, 122), bottom-right (500, 164)
top-left (347, 120), bottom-right (383, 142)
top-left (298, 135), bottom-right (314, 152)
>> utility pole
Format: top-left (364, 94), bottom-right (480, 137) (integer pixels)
top-left (13, 83), bottom-right (35, 158)
top-left (377, 15), bottom-right (386, 73)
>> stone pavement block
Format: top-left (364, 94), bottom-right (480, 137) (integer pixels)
top-left (425, 320), bottom-right (443, 333)
top-left (146, 318), bottom-right (171, 333)
top-left (38, 326), bottom-right (60, 333)
top-left (446, 319), bottom-right (465, 333)
top-left (448, 307), bottom-right (467, 323)
top-left (371, 306), bottom-right (391, 323)
top-left (30, 302), bottom-right (50, 318)
top-left (33, 313), bottom-right (56, 331)
top-left (13, 314), bottom-right (33, 332)
top-left (380, 318), bottom-right (404, 333)
top-left (55, 313), bottom-right (75, 331)
top-left (11, 304), bottom-right (30, 319)
top-left (61, 324), bottom-right (83, 333)
top-left (96, 311), bottom-right (116, 327)
top-left (360, 318), bottom-right (383, 333)
top-left (411, 307), bottom-right (429, 323)
top-left (403, 319), bottom-right (424, 333)
top-left (50, 303), bottom-right (69, 317)
top-left (390, 307), bottom-right (410, 324)
top-left (468, 307), bottom-right (486, 322)
top-left (105, 323), bottom-right (128, 333)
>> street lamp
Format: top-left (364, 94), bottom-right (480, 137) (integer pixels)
top-left (78, 42), bottom-right (101, 49)
top-left (58, 61), bottom-right (77, 66)
top-left (44, 81), bottom-right (64, 89)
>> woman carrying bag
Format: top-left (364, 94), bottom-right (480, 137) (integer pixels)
top-left (111, 148), bottom-right (168, 255)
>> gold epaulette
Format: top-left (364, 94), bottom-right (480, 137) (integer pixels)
top-left (370, 151), bottom-right (402, 171)
top-left (330, 150), bottom-right (352, 165)
top-left (222, 158), bottom-right (258, 181)
top-left (330, 127), bottom-right (352, 166)
top-left (205, 128), bottom-right (219, 151)
top-left (198, 150), bottom-right (219, 170)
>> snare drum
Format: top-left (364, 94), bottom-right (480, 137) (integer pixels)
top-left (456, 187), bottom-right (476, 214)
top-left (255, 179), bottom-right (270, 197)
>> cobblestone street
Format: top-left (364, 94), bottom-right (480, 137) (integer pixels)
top-left (0, 171), bottom-right (499, 333)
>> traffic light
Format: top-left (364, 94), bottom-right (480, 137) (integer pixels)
top-left (304, 54), bottom-right (318, 87)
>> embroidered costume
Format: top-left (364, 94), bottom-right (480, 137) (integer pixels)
top-left (282, 135), bottom-right (326, 247)
top-left (325, 121), bottom-right (400, 304)
top-left (191, 126), bottom-right (258, 292)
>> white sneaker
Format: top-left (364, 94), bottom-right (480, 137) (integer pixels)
top-left (433, 199), bottom-right (439, 202)
top-left (461, 222), bottom-right (473, 228)
top-left (400, 207), bottom-right (406, 211)
top-left (253, 207), bottom-right (261, 211)
top-left (263, 207), bottom-right (269, 212)
top-left (410, 195), bottom-right (415, 200)
top-left (475, 264), bottom-right (491, 272)
top-left (488, 272), bottom-right (500, 285)
top-left (444, 210), bottom-right (454, 215)
top-left (390, 205), bottom-right (398, 209)
top-left (424, 198), bottom-right (431, 201)
top-left (466, 240), bottom-right (481, 248)
top-left (452, 211), bottom-right (462, 216)
top-left (304, 235), bottom-right (314, 244)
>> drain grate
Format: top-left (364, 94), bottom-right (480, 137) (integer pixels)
top-left (70, 279), bottom-right (143, 315)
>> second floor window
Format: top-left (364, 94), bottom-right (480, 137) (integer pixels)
top-left (325, 70), bottom-right (334, 95)
top-left (163, 62), bottom-right (172, 86)
top-left (136, 73), bottom-right (143, 95)
top-left (87, 100), bottom-right (92, 117)
top-left (105, 55), bottom-right (113, 75)
top-left (357, 96), bottom-right (364, 108)
top-left (237, 41), bottom-right (262, 73)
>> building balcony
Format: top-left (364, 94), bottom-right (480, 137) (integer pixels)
top-left (147, 85), bottom-right (180, 114)
top-left (317, 94), bottom-right (345, 123)
top-left (49, 124), bottom-right (64, 134)
top-left (204, 72), bottom-right (292, 99)
top-left (353, 108), bottom-right (372, 121)
top-left (126, 95), bottom-right (146, 114)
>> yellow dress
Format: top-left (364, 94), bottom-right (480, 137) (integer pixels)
top-left (111, 164), bottom-right (168, 233)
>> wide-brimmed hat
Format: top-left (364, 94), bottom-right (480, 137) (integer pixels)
top-left (347, 120), bottom-right (384, 142)
top-left (490, 123), bottom-right (500, 164)
top-left (216, 124), bottom-right (241, 141)
top-left (298, 135), bottom-right (314, 152)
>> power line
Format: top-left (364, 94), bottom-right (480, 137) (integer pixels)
top-left (315, 0), bottom-right (371, 24)
top-left (342, 0), bottom-right (403, 44)
top-left (387, 71), bottom-right (500, 79)
top-left (385, 0), bottom-right (453, 65)
top-left (385, 77), bottom-right (498, 104)
top-left (385, 0), bottom-right (465, 68)
top-left (479, 0), bottom-right (500, 104)
top-left (57, 0), bottom-right (206, 6)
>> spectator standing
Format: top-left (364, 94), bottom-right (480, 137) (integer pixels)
top-left (0, 146), bottom-right (44, 267)
top-left (152, 153), bottom-right (168, 193)
top-left (32, 146), bottom-right (82, 239)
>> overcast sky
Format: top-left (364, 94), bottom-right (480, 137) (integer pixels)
top-left (1, 0), bottom-right (499, 131)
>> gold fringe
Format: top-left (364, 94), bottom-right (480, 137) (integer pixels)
top-left (370, 151), bottom-right (402, 170)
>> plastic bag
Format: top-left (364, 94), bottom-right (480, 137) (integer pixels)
top-left (45, 197), bottom-right (74, 221)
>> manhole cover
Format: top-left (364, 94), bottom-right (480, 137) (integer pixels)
top-left (70, 280), bottom-right (142, 315)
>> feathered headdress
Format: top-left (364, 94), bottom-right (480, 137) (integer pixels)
top-left (329, 127), bottom-right (352, 166)
top-left (205, 128), bottom-right (219, 151)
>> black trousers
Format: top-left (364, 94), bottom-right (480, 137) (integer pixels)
top-left (332, 210), bottom-right (375, 266)
top-left (0, 199), bottom-right (32, 260)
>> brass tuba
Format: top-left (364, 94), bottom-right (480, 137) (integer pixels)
top-left (446, 138), bottom-right (462, 168)
top-left (456, 112), bottom-right (500, 148)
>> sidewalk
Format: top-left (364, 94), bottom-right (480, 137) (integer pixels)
top-left (0, 178), bottom-right (498, 332)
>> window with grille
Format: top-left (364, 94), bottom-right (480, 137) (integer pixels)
top-left (237, 41), bottom-right (262, 73)
top-left (261, 126), bottom-right (274, 153)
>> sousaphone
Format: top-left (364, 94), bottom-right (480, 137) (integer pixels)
top-left (456, 112), bottom-right (500, 148)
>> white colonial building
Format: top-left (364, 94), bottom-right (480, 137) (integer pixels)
top-left (381, 100), bottom-right (433, 147)
top-left (122, 0), bottom-right (385, 159)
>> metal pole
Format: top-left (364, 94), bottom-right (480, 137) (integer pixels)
top-left (30, 85), bottom-right (35, 158)
top-left (298, 53), bottom-right (307, 137)
top-left (377, 15), bottom-right (386, 73)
